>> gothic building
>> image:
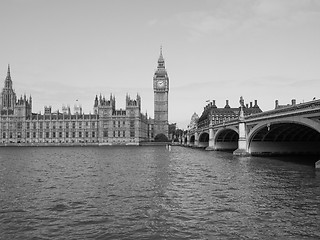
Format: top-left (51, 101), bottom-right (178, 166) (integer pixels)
top-left (153, 47), bottom-right (169, 139)
top-left (0, 49), bottom-right (168, 145)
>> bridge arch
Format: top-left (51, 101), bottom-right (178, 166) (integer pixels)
top-left (214, 127), bottom-right (239, 151)
top-left (190, 135), bottom-right (195, 145)
top-left (248, 118), bottom-right (320, 155)
top-left (199, 132), bottom-right (209, 148)
top-left (184, 136), bottom-right (188, 145)
top-left (154, 133), bottom-right (169, 142)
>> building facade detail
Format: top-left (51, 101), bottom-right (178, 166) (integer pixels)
top-left (153, 47), bottom-right (169, 138)
top-left (0, 66), bottom-right (156, 145)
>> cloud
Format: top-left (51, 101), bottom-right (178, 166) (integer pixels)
top-left (147, 19), bottom-right (158, 27)
top-left (174, 0), bottom-right (320, 41)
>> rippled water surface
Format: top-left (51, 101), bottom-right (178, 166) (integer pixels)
top-left (0, 146), bottom-right (320, 239)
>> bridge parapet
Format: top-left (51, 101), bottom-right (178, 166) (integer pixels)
top-left (198, 126), bottom-right (209, 132)
top-left (212, 118), bottom-right (239, 129)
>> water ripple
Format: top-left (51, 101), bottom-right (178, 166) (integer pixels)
top-left (0, 146), bottom-right (319, 239)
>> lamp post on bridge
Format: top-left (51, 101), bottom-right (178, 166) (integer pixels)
top-left (233, 97), bottom-right (250, 156)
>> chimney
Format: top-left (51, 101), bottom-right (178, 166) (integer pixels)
top-left (250, 102), bottom-right (253, 108)
top-left (225, 100), bottom-right (230, 108)
top-left (246, 104), bottom-right (248, 108)
top-left (254, 100), bottom-right (258, 107)
top-left (292, 99), bottom-right (296, 105)
top-left (275, 100), bottom-right (279, 109)
top-left (212, 100), bottom-right (216, 108)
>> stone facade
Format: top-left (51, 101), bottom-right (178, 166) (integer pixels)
top-left (197, 97), bottom-right (262, 129)
top-left (0, 65), bottom-right (155, 146)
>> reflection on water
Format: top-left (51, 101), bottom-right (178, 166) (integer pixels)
top-left (0, 146), bottom-right (320, 239)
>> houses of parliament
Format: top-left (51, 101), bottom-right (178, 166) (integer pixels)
top-left (0, 49), bottom-right (169, 146)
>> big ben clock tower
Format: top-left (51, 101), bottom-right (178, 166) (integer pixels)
top-left (153, 47), bottom-right (169, 139)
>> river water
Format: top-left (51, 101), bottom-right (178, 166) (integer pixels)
top-left (0, 146), bottom-right (319, 240)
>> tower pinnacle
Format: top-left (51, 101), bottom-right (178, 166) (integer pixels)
top-left (6, 64), bottom-right (11, 81)
top-left (157, 46), bottom-right (165, 68)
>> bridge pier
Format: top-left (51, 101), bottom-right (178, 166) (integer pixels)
top-left (206, 128), bottom-right (215, 151)
top-left (194, 132), bottom-right (199, 147)
top-left (233, 106), bottom-right (250, 156)
top-left (316, 160), bottom-right (320, 169)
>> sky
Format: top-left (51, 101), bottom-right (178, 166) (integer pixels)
top-left (1, 0), bottom-right (320, 129)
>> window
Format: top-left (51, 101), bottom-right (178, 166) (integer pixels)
top-left (79, 122), bottom-right (82, 129)
top-left (66, 122), bottom-right (69, 129)
top-left (39, 132), bottom-right (43, 138)
top-left (2, 132), bottom-right (5, 138)
top-left (92, 131), bottom-right (95, 138)
top-left (123, 131), bottom-right (125, 137)
top-left (27, 122), bottom-right (30, 129)
top-left (118, 131), bottom-right (120, 137)
top-left (85, 132), bottom-right (88, 138)
top-left (46, 123), bottom-right (49, 129)
top-left (46, 132), bottom-right (50, 138)
top-left (66, 132), bottom-right (69, 138)
top-left (103, 131), bottom-right (108, 137)
top-left (33, 132), bottom-right (36, 138)
top-left (113, 131), bottom-right (116, 137)
top-left (59, 132), bottom-right (62, 138)
top-left (72, 122), bottom-right (76, 129)
top-left (72, 132), bottom-right (75, 138)
top-left (26, 132), bottom-right (30, 138)
top-left (79, 132), bottom-right (82, 138)
top-left (130, 131), bottom-right (135, 138)
top-left (118, 121), bottom-right (120, 128)
top-left (33, 123), bottom-right (37, 129)
top-left (53, 132), bottom-right (56, 138)
top-left (40, 122), bottom-right (43, 129)
top-left (92, 122), bottom-right (95, 128)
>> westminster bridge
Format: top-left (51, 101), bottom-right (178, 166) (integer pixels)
top-left (185, 99), bottom-right (320, 156)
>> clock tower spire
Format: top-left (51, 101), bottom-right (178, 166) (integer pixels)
top-left (153, 47), bottom-right (169, 140)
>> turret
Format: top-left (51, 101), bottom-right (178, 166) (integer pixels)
top-left (94, 95), bottom-right (98, 107)
top-left (44, 106), bottom-right (52, 115)
top-left (5, 64), bottom-right (13, 89)
top-left (1, 65), bottom-right (17, 114)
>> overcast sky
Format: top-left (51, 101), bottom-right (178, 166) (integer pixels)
top-left (1, 0), bottom-right (320, 128)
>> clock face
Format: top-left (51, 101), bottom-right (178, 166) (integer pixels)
top-left (157, 80), bottom-right (165, 88)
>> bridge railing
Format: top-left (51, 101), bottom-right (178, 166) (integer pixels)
top-left (211, 118), bottom-right (239, 128)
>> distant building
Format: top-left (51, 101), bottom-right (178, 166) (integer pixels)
top-left (0, 50), bottom-right (169, 145)
top-left (275, 99), bottom-right (297, 109)
top-left (187, 112), bottom-right (199, 130)
top-left (196, 97), bottom-right (262, 129)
